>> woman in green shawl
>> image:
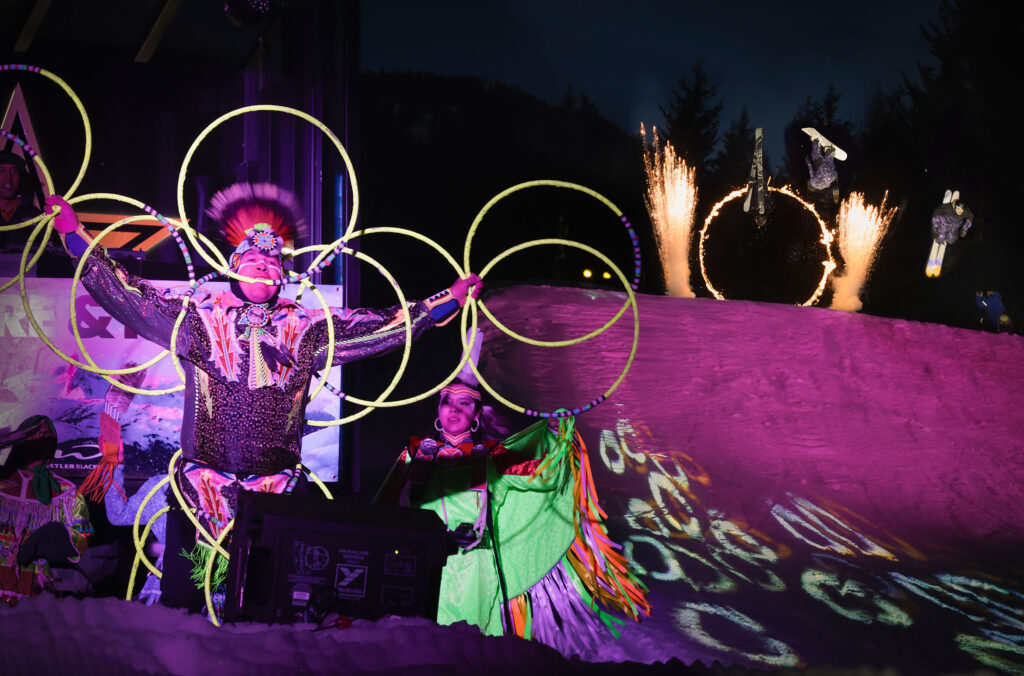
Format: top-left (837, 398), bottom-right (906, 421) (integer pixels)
top-left (376, 380), bottom-right (650, 656)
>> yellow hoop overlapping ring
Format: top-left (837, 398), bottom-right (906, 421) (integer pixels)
top-left (468, 238), bottom-right (639, 417)
top-left (464, 180), bottom-right (637, 347)
top-left (17, 208), bottom-right (183, 382)
top-left (175, 104), bottom-right (359, 284)
top-left (1, 136), bottom-right (55, 293)
top-left (0, 75), bottom-right (646, 613)
top-left (303, 226), bottom-right (485, 415)
top-left (285, 243), bottom-right (415, 426)
top-left (461, 180), bottom-right (640, 417)
top-left (18, 193), bottom-right (211, 396)
top-left (290, 235), bottom-right (423, 407)
top-left (697, 185), bottom-right (836, 307)
top-left (130, 476), bottom-right (171, 582)
top-left (0, 64), bottom-right (91, 229)
top-left (5, 209), bottom-right (53, 297)
top-left (68, 213), bottom-right (188, 395)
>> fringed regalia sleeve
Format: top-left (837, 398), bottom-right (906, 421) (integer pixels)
top-left (308, 293), bottom-right (456, 371)
top-left (78, 248), bottom-right (195, 351)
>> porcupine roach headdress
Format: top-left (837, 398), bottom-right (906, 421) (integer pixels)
top-left (206, 182), bottom-right (308, 268)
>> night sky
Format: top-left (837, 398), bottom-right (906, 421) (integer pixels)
top-left (362, 0), bottom-right (941, 161)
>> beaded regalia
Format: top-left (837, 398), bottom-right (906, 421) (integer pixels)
top-left (58, 183), bottom-right (461, 606)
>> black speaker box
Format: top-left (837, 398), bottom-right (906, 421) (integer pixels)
top-left (224, 491), bottom-right (448, 624)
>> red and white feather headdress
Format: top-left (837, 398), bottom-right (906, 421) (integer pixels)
top-left (206, 182), bottom-right (308, 267)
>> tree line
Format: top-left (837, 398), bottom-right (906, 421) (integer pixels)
top-left (657, 1), bottom-right (1022, 327)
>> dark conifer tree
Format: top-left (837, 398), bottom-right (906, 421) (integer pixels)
top-left (902, 0), bottom-right (1023, 304)
top-left (711, 105), bottom-right (757, 191)
top-left (659, 60), bottom-right (724, 187)
top-left (858, 84), bottom-right (913, 197)
top-left (781, 85), bottom-right (855, 185)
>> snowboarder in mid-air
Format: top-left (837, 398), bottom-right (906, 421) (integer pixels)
top-left (926, 189), bottom-right (974, 278)
top-left (802, 127), bottom-right (846, 204)
top-left (743, 127), bottom-right (774, 227)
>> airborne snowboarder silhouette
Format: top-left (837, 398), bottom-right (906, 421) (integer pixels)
top-left (802, 127), bottom-right (846, 204)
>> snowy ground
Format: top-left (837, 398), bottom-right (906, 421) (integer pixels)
top-left (481, 285), bottom-right (1024, 674)
top-left (0, 594), bottom-right (691, 675)
top-left (3, 285), bottom-right (1021, 675)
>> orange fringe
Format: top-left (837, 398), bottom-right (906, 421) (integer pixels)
top-left (570, 430), bottom-right (651, 620)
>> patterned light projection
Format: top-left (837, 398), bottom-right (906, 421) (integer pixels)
top-left (597, 417), bottom-right (1024, 672)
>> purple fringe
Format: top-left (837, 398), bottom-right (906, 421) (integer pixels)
top-left (502, 558), bottom-right (609, 657)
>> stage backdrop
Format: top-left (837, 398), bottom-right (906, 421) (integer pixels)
top-left (0, 278), bottom-right (342, 481)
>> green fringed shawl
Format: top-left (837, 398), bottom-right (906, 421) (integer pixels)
top-left (412, 420), bottom-right (577, 635)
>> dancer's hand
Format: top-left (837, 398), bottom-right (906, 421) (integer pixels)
top-left (450, 273), bottom-right (482, 307)
top-left (45, 195), bottom-right (80, 234)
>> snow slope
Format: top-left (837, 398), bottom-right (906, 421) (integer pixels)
top-left (479, 285), bottom-right (1024, 673)
top-left (2, 286), bottom-right (1021, 675)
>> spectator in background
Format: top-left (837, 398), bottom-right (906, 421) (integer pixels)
top-left (0, 150), bottom-right (42, 253)
top-left (975, 290), bottom-right (1013, 333)
top-left (0, 416), bottom-right (92, 606)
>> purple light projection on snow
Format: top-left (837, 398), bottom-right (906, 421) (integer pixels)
top-left (479, 285), bottom-right (1024, 673)
top-left (2, 285), bottom-right (1022, 674)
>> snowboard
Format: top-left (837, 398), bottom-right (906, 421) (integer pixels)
top-left (802, 127), bottom-right (848, 161)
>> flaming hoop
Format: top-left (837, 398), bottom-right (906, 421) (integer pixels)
top-left (698, 185), bottom-right (836, 306)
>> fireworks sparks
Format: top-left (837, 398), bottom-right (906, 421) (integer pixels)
top-left (831, 192), bottom-right (898, 312)
top-left (642, 124), bottom-right (698, 298)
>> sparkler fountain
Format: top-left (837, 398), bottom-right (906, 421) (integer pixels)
top-left (641, 125), bottom-right (698, 298)
top-left (830, 192), bottom-right (898, 312)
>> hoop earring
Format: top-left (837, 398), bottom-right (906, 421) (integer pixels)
top-left (434, 418), bottom-right (444, 432)
top-left (471, 419), bottom-right (480, 432)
